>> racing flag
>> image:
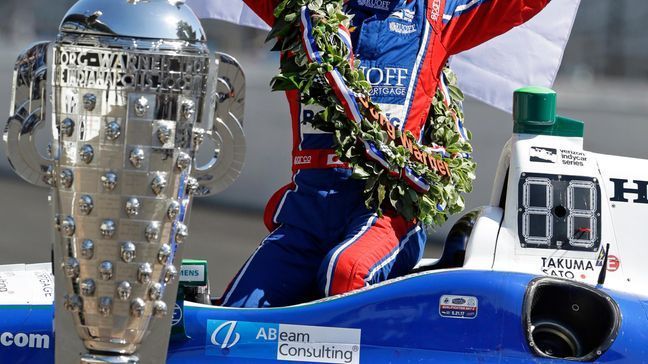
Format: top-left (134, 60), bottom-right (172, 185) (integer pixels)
top-left (187, 0), bottom-right (271, 31)
top-left (186, 0), bottom-right (581, 112)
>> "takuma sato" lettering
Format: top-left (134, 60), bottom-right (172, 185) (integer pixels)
top-left (541, 257), bottom-right (595, 279)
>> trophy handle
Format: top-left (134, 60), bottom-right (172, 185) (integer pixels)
top-left (192, 52), bottom-right (246, 197)
top-left (3, 41), bottom-right (54, 188)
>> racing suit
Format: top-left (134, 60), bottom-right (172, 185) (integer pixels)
top-left (221, 0), bottom-right (551, 308)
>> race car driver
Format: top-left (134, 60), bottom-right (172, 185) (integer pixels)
top-left (220, 0), bottom-right (551, 308)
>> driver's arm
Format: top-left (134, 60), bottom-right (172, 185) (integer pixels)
top-left (242, 0), bottom-right (281, 26)
top-left (441, 0), bottom-right (551, 55)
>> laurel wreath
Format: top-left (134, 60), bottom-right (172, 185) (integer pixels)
top-left (268, 0), bottom-right (476, 226)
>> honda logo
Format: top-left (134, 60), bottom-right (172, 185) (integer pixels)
top-left (610, 179), bottom-right (648, 204)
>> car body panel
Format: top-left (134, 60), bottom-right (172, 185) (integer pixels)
top-left (2, 269), bottom-right (647, 363)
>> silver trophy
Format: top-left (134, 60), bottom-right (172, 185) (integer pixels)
top-left (3, 0), bottom-right (245, 362)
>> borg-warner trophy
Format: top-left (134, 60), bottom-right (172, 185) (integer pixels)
top-left (3, 0), bottom-right (246, 362)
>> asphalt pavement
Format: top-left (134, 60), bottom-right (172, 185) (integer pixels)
top-left (0, 40), bottom-right (646, 294)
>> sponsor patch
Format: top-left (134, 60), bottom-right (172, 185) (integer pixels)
top-left (360, 66), bottom-right (410, 100)
top-left (206, 320), bottom-right (361, 364)
top-left (293, 155), bottom-right (313, 165)
top-left (389, 22), bottom-right (417, 34)
top-left (389, 9), bottom-right (415, 22)
top-left (356, 0), bottom-right (391, 11)
top-left (429, 0), bottom-right (441, 21)
top-left (327, 154), bottom-right (345, 166)
top-left (439, 295), bottom-right (478, 319)
top-left (300, 104), bottom-right (331, 135)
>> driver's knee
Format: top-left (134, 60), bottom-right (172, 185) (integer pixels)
top-left (318, 254), bottom-right (373, 297)
top-left (317, 220), bottom-right (427, 298)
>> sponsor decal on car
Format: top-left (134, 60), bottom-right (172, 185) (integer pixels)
top-left (609, 178), bottom-right (648, 204)
top-left (179, 264), bottom-right (205, 283)
top-left (206, 320), bottom-right (361, 363)
top-left (0, 270), bottom-right (55, 304)
top-left (559, 149), bottom-right (587, 166)
top-left (530, 147), bottom-right (588, 167)
top-left (530, 147), bottom-right (557, 163)
top-left (596, 247), bottom-right (621, 272)
top-left (439, 295), bottom-right (478, 319)
top-left (0, 332), bottom-right (50, 349)
top-left (171, 303), bottom-right (183, 326)
top-left (541, 257), bottom-right (596, 279)
top-left (35, 272), bottom-right (53, 299)
top-left (607, 255), bottom-right (620, 272)
top-left (0, 277), bottom-right (8, 294)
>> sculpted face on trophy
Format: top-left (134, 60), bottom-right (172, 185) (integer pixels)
top-left (3, 0), bottom-right (246, 362)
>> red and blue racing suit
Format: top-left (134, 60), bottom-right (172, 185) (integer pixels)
top-left (221, 0), bottom-right (550, 307)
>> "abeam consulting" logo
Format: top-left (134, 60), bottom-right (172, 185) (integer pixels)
top-left (206, 320), bottom-right (361, 364)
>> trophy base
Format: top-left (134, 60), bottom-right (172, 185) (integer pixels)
top-left (80, 353), bottom-right (139, 364)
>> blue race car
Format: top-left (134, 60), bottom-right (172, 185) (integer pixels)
top-left (2, 92), bottom-right (648, 362)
